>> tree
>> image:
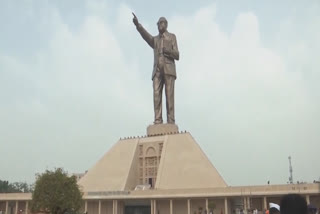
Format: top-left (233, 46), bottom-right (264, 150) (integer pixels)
top-left (31, 168), bottom-right (83, 214)
top-left (0, 180), bottom-right (10, 193)
top-left (11, 182), bottom-right (33, 192)
top-left (0, 180), bottom-right (32, 193)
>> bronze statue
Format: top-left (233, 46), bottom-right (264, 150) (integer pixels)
top-left (132, 13), bottom-right (180, 124)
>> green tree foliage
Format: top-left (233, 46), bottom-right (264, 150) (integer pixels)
top-left (0, 180), bottom-right (10, 193)
top-left (31, 168), bottom-right (83, 214)
top-left (0, 180), bottom-right (32, 193)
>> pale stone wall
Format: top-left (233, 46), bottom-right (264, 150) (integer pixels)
top-left (157, 200), bottom-right (170, 214)
top-left (226, 199), bottom-right (232, 214)
top-left (119, 201), bottom-right (125, 214)
top-left (251, 198), bottom-right (263, 210)
top-left (156, 133), bottom-right (227, 189)
top-left (101, 201), bottom-right (113, 214)
top-left (78, 139), bottom-right (139, 192)
top-left (173, 200), bottom-right (187, 214)
top-left (124, 143), bottom-right (140, 190)
top-left (88, 201), bottom-right (99, 214)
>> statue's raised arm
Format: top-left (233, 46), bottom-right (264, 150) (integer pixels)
top-left (132, 12), bottom-right (138, 25)
top-left (132, 12), bottom-right (154, 49)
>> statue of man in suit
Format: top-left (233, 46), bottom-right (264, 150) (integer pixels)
top-left (132, 13), bottom-right (180, 124)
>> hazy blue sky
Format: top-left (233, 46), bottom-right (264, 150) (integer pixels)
top-left (0, 0), bottom-right (319, 186)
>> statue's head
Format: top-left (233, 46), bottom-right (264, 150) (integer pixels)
top-left (157, 17), bottom-right (167, 34)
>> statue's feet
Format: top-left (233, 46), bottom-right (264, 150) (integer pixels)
top-left (154, 119), bottom-right (163, 124)
top-left (167, 119), bottom-right (175, 124)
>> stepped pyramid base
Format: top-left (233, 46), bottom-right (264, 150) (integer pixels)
top-left (78, 129), bottom-right (227, 192)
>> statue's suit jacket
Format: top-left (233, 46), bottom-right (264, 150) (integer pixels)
top-left (136, 24), bottom-right (179, 80)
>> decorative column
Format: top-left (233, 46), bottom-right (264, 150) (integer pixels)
top-left (263, 197), bottom-right (267, 210)
top-left (113, 200), bottom-right (115, 214)
top-left (224, 198), bottom-right (228, 214)
top-left (113, 200), bottom-right (118, 214)
top-left (170, 200), bottom-right (173, 214)
top-left (116, 200), bottom-right (118, 214)
top-left (306, 195), bottom-right (310, 204)
top-left (153, 200), bottom-right (157, 214)
top-left (84, 201), bottom-right (88, 213)
top-left (98, 200), bottom-right (101, 214)
top-left (247, 197), bottom-right (251, 210)
top-left (187, 199), bottom-right (191, 214)
top-left (25, 201), bottom-right (29, 214)
top-left (205, 199), bottom-right (209, 213)
top-left (151, 200), bottom-right (154, 214)
top-left (15, 201), bottom-right (18, 214)
top-left (5, 201), bottom-right (9, 214)
top-left (243, 197), bottom-right (247, 211)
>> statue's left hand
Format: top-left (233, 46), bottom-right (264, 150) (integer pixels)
top-left (163, 47), bottom-right (170, 55)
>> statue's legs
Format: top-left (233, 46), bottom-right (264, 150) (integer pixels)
top-left (164, 75), bottom-right (175, 124)
top-left (153, 71), bottom-right (164, 124)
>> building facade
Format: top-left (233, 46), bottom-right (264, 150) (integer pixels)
top-left (1, 128), bottom-right (319, 214)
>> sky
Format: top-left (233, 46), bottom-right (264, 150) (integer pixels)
top-left (0, 0), bottom-right (319, 186)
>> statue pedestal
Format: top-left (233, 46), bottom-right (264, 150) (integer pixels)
top-left (147, 123), bottom-right (179, 136)
top-left (78, 131), bottom-right (227, 192)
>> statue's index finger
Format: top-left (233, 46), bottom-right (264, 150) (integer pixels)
top-left (132, 12), bottom-right (137, 18)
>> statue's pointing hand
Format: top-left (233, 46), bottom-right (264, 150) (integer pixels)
top-left (132, 12), bottom-right (139, 26)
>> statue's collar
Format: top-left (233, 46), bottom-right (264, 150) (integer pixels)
top-left (159, 31), bottom-right (168, 38)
